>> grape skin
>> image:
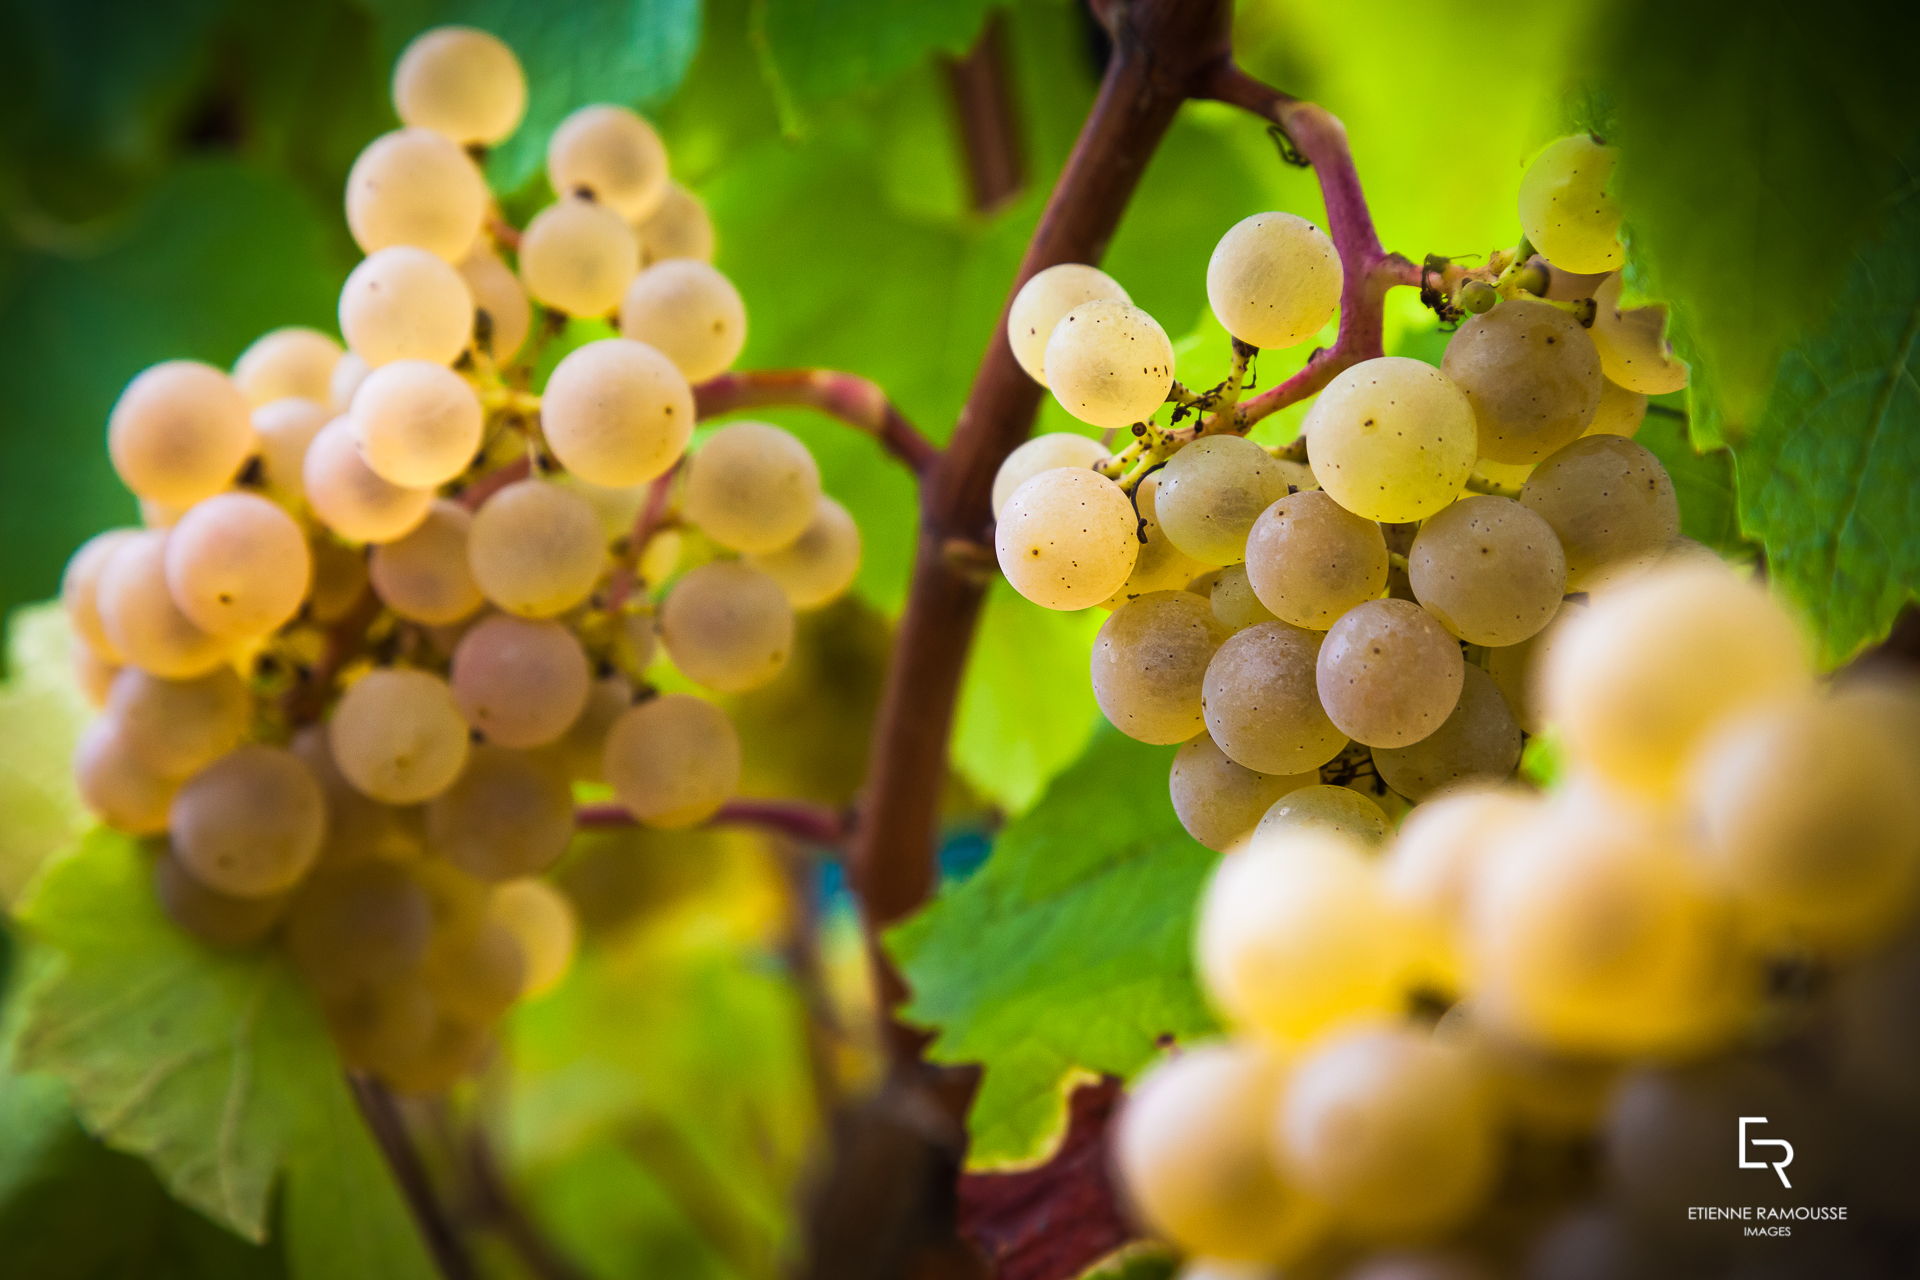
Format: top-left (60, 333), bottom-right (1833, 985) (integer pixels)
top-left (1517, 134), bottom-right (1624, 274)
top-left (989, 432), bottom-right (1107, 519)
top-left (450, 614), bottom-right (592, 747)
top-left (1091, 590), bottom-right (1230, 745)
top-left (994, 467), bottom-right (1139, 611)
top-left (422, 914), bottom-right (527, 1020)
top-left (1408, 495), bottom-right (1566, 646)
top-left (96, 531), bottom-right (230, 679)
top-left (329, 668), bottom-right (472, 804)
top-left (107, 361), bottom-right (255, 507)
top-left (1589, 274), bottom-right (1689, 395)
top-left (345, 127), bottom-right (489, 262)
top-left (330, 352), bottom-right (370, 411)
top-left (682, 421), bottom-right (821, 554)
top-left (617, 259), bottom-right (747, 381)
top-left (1205, 212), bottom-right (1341, 350)
top-left (1202, 621), bottom-right (1348, 775)
top-left (467, 479), bottom-right (607, 617)
top-left (638, 182), bottom-right (716, 264)
top-left (62, 528), bottom-right (141, 661)
top-left (1153, 434), bottom-right (1293, 567)
top-left (1253, 783), bottom-right (1390, 847)
top-left (1102, 470), bottom-right (1208, 609)
top-left (164, 491), bottom-right (314, 638)
top-left (427, 744), bottom-right (574, 880)
top-left (1316, 599), bottom-right (1465, 749)
top-left (73, 718), bottom-right (179, 834)
top-left (392, 25), bottom-right (527, 146)
top-left (284, 861), bottom-right (435, 996)
top-left (488, 879), bottom-right (577, 997)
top-left (1168, 733), bottom-right (1316, 853)
top-left (153, 850), bottom-right (289, 949)
top-left (106, 665), bottom-right (250, 781)
top-left (1585, 378), bottom-right (1647, 439)
top-left (547, 104), bottom-right (670, 220)
top-left (350, 359), bottom-right (485, 488)
top-left (289, 725), bottom-right (425, 868)
top-left (1371, 665), bottom-right (1522, 800)
top-left (339, 246), bottom-right (474, 367)
top-left (1441, 299), bottom-right (1602, 465)
top-left (1005, 263), bottom-right (1129, 386)
top-left (540, 338), bottom-right (694, 487)
top-left (233, 328), bottom-right (342, 407)
top-left (1244, 489), bottom-right (1388, 629)
top-left (1206, 564), bottom-right (1277, 630)
top-left (252, 398), bottom-right (332, 505)
top-left (1304, 358), bottom-right (1477, 524)
top-left (169, 744), bottom-right (328, 897)
top-left (745, 495), bottom-right (862, 609)
top-left (369, 500), bottom-right (484, 625)
top-left (1519, 435), bottom-right (1679, 592)
top-left (458, 249), bottom-right (532, 362)
top-left (518, 196), bottom-right (641, 318)
top-left (1042, 300), bottom-right (1173, 429)
top-left (1380, 784), bottom-right (1536, 991)
top-left (603, 694), bottom-right (740, 828)
top-left (658, 560), bottom-right (795, 694)
top-left (304, 415), bottom-right (436, 544)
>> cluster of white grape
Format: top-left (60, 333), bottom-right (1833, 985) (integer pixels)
top-left (58, 25), bottom-right (860, 1093)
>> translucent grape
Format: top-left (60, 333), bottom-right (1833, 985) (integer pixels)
top-left (1317, 599), bottom-right (1465, 748)
top-left (289, 725), bottom-right (425, 867)
top-left (450, 613), bottom-right (591, 746)
top-left (1381, 784), bottom-right (1536, 990)
top-left (350, 359), bottom-right (484, 487)
top-left (1585, 379), bottom-right (1647, 439)
top-left (62, 528), bottom-right (141, 660)
top-left (329, 351), bottom-right (370, 411)
top-left (73, 646), bottom-right (117, 708)
top-left (73, 718), bottom-right (178, 834)
top-left (96, 531), bottom-right (230, 678)
top-left (1196, 830), bottom-right (1406, 1041)
top-left (1372, 665), bottom-right (1522, 800)
top-left (638, 182), bottom-right (716, 264)
top-left (422, 915), bottom-right (526, 1020)
top-left (488, 878), bottom-right (578, 997)
top-left (369, 500), bottom-right (483, 624)
top-left (1253, 784), bottom-right (1390, 847)
top-left (1516, 134), bottom-right (1624, 274)
top-left (1485, 598), bottom-right (1585, 735)
top-left (1304, 358), bottom-right (1476, 524)
top-left (1154, 435), bottom-right (1293, 566)
top-left (427, 744), bottom-right (573, 880)
top-left (1207, 564), bottom-right (1277, 630)
top-left (392, 25), bottom-right (526, 145)
top-left (518, 196), bottom-right (641, 317)
top-left (1244, 490), bottom-right (1388, 628)
top-left (547, 104), bottom-right (670, 220)
top-left (682, 421), bottom-right (822, 553)
top-left (1205, 212), bottom-right (1341, 350)
top-left (303, 415), bottom-right (435, 543)
top-left (328, 668), bottom-right (472, 804)
top-left (458, 248), bottom-right (532, 361)
top-left (1441, 299), bottom-right (1602, 464)
top-left (106, 665), bottom-right (250, 780)
top-left (991, 433), bottom-right (1107, 519)
top-left (1519, 435), bottom-right (1679, 592)
top-left (1103, 471), bottom-right (1208, 609)
top-left (170, 745), bottom-right (327, 897)
top-left (551, 674), bottom-right (631, 783)
top-left (603, 694), bottom-right (740, 828)
top-left (467, 479), bottom-right (607, 616)
top-left (994, 467), bottom-right (1139, 610)
top-left (1091, 590), bottom-right (1230, 744)
top-left (107, 360), bottom-right (254, 506)
top-left (164, 491), bottom-right (313, 637)
top-left (154, 850), bottom-right (288, 948)
top-left (1168, 733), bottom-right (1316, 853)
top-left (658, 560), bottom-right (795, 693)
top-left (1408, 495), bottom-right (1566, 646)
top-left (233, 327), bottom-right (342, 407)
top-left (284, 861), bottom-right (435, 995)
top-left (252, 397), bottom-right (331, 504)
top-left (345, 127), bottom-right (488, 261)
top-left (1005, 263), bottom-right (1129, 386)
top-left (617, 259), bottom-right (747, 381)
top-left (540, 338), bottom-right (694, 486)
top-left (1115, 1042), bottom-right (1325, 1262)
top-left (1042, 300), bottom-right (1173, 428)
top-left (745, 495), bottom-right (861, 609)
top-left (1589, 274), bottom-right (1689, 394)
top-left (339, 246), bottom-right (474, 367)
top-left (1202, 621), bottom-right (1347, 775)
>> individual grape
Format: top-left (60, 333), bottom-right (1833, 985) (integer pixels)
top-left (1274, 1024), bottom-right (1497, 1237)
top-left (330, 351), bottom-right (370, 411)
top-left (1207, 564), bottom-right (1277, 630)
top-left (1540, 560), bottom-right (1808, 801)
top-left (73, 718), bottom-right (178, 834)
top-left (382, 1016), bottom-right (491, 1095)
top-left (391, 25), bottom-right (526, 146)
top-left (1253, 784), bottom-right (1390, 846)
top-left (990, 434), bottom-right (1109, 518)
top-left (638, 182), bottom-right (716, 264)
top-left (170, 744), bottom-right (327, 897)
top-left (547, 103), bottom-right (670, 220)
top-left (994, 467), bottom-right (1139, 610)
top-left (62, 528), bottom-right (141, 659)
top-left (488, 878), bottom-right (578, 997)
top-left (467, 479), bottom-right (607, 616)
top-left (324, 977), bottom-right (436, 1073)
top-left (105, 665), bottom-right (250, 780)
top-left (1585, 379), bottom-right (1647, 438)
top-left (1372, 665), bottom-right (1522, 800)
top-left (1091, 590), bottom-right (1230, 745)
top-left (107, 360), bottom-right (254, 506)
top-left (96, 531), bottom-right (230, 679)
top-left (617, 259), bottom-right (747, 381)
top-left (1154, 435), bottom-right (1293, 566)
top-left (309, 536), bottom-right (372, 623)
top-left (1381, 784), bottom-right (1537, 990)
top-left (329, 668), bottom-right (471, 803)
top-left (1485, 598), bottom-right (1585, 735)
top-left (289, 725), bottom-right (425, 866)
top-left (1196, 830), bottom-right (1407, 1041)
top-left (407, 855), bottom-right (494, 935)
top-left (1442, 299), bottom-right (1602, 464)
top-left (339, 246), bottom-right (474, 367)
top-left (1408, 496), bottom-right (1566, 646)
top-left (458, 248), bottom-right (532, 361)
top-left (427, 745), bottom-right (573, 881)
top-left (284, 861), bottom-right (435, 995)
top-left (345, 127), bottom-right (488, 261)
top-left (350, 359), bottom-right (484, 487)
top-left (1519, 435), bottom-right (1679, 590)
top-left (682, 421), bottom-right (822, 553)
top-left (746, 495), bottom-right (862, 609)
top-left (1168, 734), bottom-right (1316, 853)
top-left (1517, 134), bottom-right (1624, 275)
top-left (153, 850), bottom-right (288, 948)
top-left (1114, 1042), bottom-right (1325, 1262)
top-left (450, 613), bottom-right (591, 746)
top-left (422, 915), bottom-right (526, 1021)
top-left (1244, 490), bottom-right (1388, 628)
top-left (163, 491), bottom-right (313, 637)
top-left (658, 560), bottom-right (795, 693)
top-left (303, 415), bottom-right (435, 543)
top-left (1589, 275), bottom-right (1688, 395)
top-left (232, 327), bottom-right (342, 407)
top-left (1005, 263), bottom-right (1130, 386)
top-left (603, 694), bottom-right (740, 828)
top-left (552, 675), bottom-right (631, 783)
top-left (1690, 694), bottom-right (1920, 950)
top-left (73, 647), bottom-right (118, 708)
top-left (1103, 471), bottom-right (1210, 608)
top-left (518, 196), bottom-right (641, 317)
top-left (540, 338), bottom-right (694, 486)
top-left (369, 500), bottom-right (483, 624)
top-left (1042, 300), bottom-right (1174, 428)
top-left (1317, 599), bottom-right (1465, 748)
top-left (1202, 622), bottom-right (1347, 775)
top-left (1205, 212), bottom-right (1341, 350)
top-left (1304, 358), bottom-right (1477, 524)
top-left (252, 397), bottom-right (331, 504)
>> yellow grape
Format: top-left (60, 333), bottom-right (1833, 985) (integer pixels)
top-left (328, 668), bottom-right (472, 804)
top-left (252, 397), bottom-right (331, 505)
top-left (1371, 665), bottom-right (1522, 800)
top-left (1205, 212), bottom-right (1341, 349)
top-left (617, 259), bottom-right (747, 381)
top-left (303, 416), bottom-right (435, 544)
top-left (1304, 358), bottom-right (1476, 524)
top-left (518, 196), bottom-right (641, 317)
top-left (682, 421), bottom-right (822, 553)
top-left (1091, 590), bottom-right (1230, 744)
top-left (427, 745), bottom-right (574, 880)
top-left (350, 359), bottom-right (485, 487)
top-left (488, 878), bottom-right (578, 997)
top-left (1441, 299), bottom-right (1602, 465)
top-left (1206, 564), bottom-right (1277, 630)
top-left (551, 674), bottom-right (632, 784)
top-left (658, 560), bottom-right (795, 693)
top-left (1243, 489), bottom-right (1388, 629)
top-left (1316, 599), bottom-right (1465, 749)
top-left (73, 717), bottom-right (178, 834)
top-left (345, 127), bottom-right (488, 261)
top-left (289, 725), bottom-right (426, 867)
top-left (1153, 435), bottom-right (1292, 567)
top-left (164, 491), bottom-right (313, 638)
top-left (547, 103), bottom-right (670, 219)
top-left (329, 351), bottom-right (369, 411)
top-left (458, 248), bottom-right (532, 361)
top-left (107, 361), bottom-right (254, 506)
top-left (1168, 733), bottom-right (1316, 853)
top-left (1408, 496), bottom-right (1566, 647)
top-left (1484, 597), bottom-right (1586, 736)
top-left (467, 479), bottom-right (607, 617)
top-left (284, 860), bottom-right (435, 995)
top-left (96, 531), bottom-right (230, 679)
top-left (745, 495), bottom-right (862, 609)
top-left (308, 536), bottom-right (372, 623)
top-left (540, 338), bottom-right (694, 486)
top-left (1042, 300), bottom-right (1173, 428)
top-left (153, 850), bottom-right (288, 949)
top-left (1253, 783), bottom-right (1390, 846)
top-left (105, 665), bottom-right (250, 780)
top-left (1519, 435), bottom-right (1678, 591)
top-left (391, 25), bottom-right (527, 146)
top-left (1380, 783), bottom-right (1537, 990)
top-left (62, 528), bottom-right (141, 660)
top-left (324, 976), bottom-right (436, 1073)
top-left (638, 182), bottom-right (716, 264)
top-left (1585, 378), bottom-right (1648, 438)
top-left (1589, 274), bottom-right (1689, 395)
top-left (603, 693), bottom-right (740, 828)
top-left (1005, 263), bottom-right (1129, 386)
top-left (369, 500), bottom-right (484, 625)
top-left (169, 744), bottom-right (327, 897)
top-left (422, 913), bottom-right (527, 1021)
top-left (1202, 621), bottom-right (1347, 775)
top-left (1517, 134), bottom-right (1624, 274)
top-left (339, 246), bottom-right (474, 367)
top-left (1103, 471), bottom-right (1210, 609)
top-left (992, 433), bottom-right (1108, 519)
top-left (449, 613), bottom-right (591, 747)
top-left (232, 327), bottom-right (342, 407)
top-left (995, 467), bottom-right (1139, 611)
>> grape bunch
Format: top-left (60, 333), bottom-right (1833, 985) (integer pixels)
top-left (59, 25), bottom-right (859, 1094)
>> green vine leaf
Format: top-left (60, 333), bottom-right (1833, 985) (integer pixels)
top-left (749, 0), bottom-right (1004, 133)
top-left (0, 606), bottom-right (95, 907)
top-left (888, 730), bottom-right (1217, 1167)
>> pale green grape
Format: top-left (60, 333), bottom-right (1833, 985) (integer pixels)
top-left (252, 397), bottom-right (331, 504)
top-left (1154, 435), bottom-right (1293, 566)
top-left (518, 196), bottom-right (641, 317)
top-left (488, 877), bottom-right (578, 997)
top-left (1243, 489), bottom-right (1388, 628)
top-left (603, 694), bottom-right (740, 828)
top-left (422, 914), bottom-right (527, 1021)
top-left (459, 248), bottom-right (532, 361)
top-left (1168, 733), bottom-right (1316, 853)
top-left (467, 479), bottom-right (607, 616)
top-left (427, 744), bottom-right (573, 880)
top-left (153, 850), bottom-right (288, 948)
top-left (1316, 599), bottom-right (1465, 748)
top-left (989, 432), bottom-right (1107, 518)
top-left (1005, 263), bottom-right (1129, 386)
top-left (1408, 495), bottom-right (1566, 646)
top-left (1519, 435), bottom-right (1678, 591)
top-left (107, 361), bottom-right (254, 506)
top-left (1584, 379), bottom-right (1647, 439)
top-left (1042, 300), bottom-right (1173, 428)
top-left (233, 327), bottom-right (342, 407)
top-left (1103, 471), bottom-right (1209, 609)
top-left (284, 861), bottom-right (435, 995)
top-left (745, 495), bottom-right (861, 609)
top-left (1304, 358), bottom-right (1476, 523)
top-left (1202, 621), bottom-right (1348, 774)
top-left (1208, 564), bottom-right (1277, 630)
top-left (73, 717), bottom-right (178, 834)
top-left (1253, 784), bottom-right (1389, 847)
top-left (106, 665), bottom-right (250, 780)
top-left (339, 247), bottom-right (474, 367)
top-left (995, 466), bottom-right (1139, 610)
top-left (617, 259), bottom-right (746, 381)
top-left (1485, 598), bottom-right (1585, 736)
top-left (682, 421), bottom-right (821, 553)
top-left (450, 613), bottom-right (591, 746)
top-left (96, 531), bottom-right (230, 678)
top-left (329, 668), bottom-right (472, 803)
top-left (1442, 299), bottom-right (1602, 464)
top-left (638, 182), bottom-right (716, 265)
top-left (1589, 275), bottom-right (1689, 395)
top-left (369, 500), bottom-right (484, 624)
top-left (547, 103), bottom-right (669, 220)
top-left (164, 491), bottom-right (313, 637)
top-left (62, 528), bottom-right (141, 660)
top-left (1091, 590), bottom-right (1230, 744)
top-left (392, 25), bottom-right (526, 146)
top-left (170, 744), bottom-right (327, 897)
top-left (540, 338), bottom-right (694, 486)
top-left (1517, 134), bottom-right (1624, 274)
top-left (345, 127), bottom-right (488, 261)
top-left (658, 560), bottom-right (795, 693)
top-left (329, 352), bottom-right (369, 411)
top-left (351, 359), bottom-right (485, 487)
top-left (1380, 783), bottom-right (1537, 991)
top-left (304, 415), bottom-right (435, 543)
top-left (1205, 212), bottom-right (1341, 349)
top-left (289, 725), bottom-right (425, 867)
top-left (1372, 665), bottom-right (1521, 800)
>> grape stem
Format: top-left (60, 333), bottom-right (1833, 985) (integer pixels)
top-left (350, 1076), bottom-right (480, 1280)
top-left (573, 797), bottom-right (851, 847)
top-left (693, 369), bottom-right (939, 475)
top-left (602, 463), bottom-right (679, 609)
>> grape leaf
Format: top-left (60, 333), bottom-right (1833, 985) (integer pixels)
top-left (888, 730), bottom-right (1218, 1166)
top-left (0, 607), bottom-right (95, 906)
top-left (8, 831), bottom-right (436, 1280)
top-left (749, 0), bottom-right (1003, 132)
